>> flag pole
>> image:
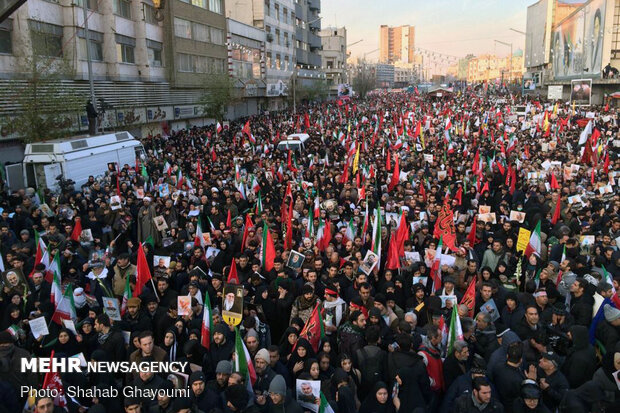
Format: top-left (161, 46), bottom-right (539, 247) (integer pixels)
top-left (150, 278), bottom-right (160, 302)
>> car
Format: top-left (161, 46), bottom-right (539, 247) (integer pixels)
top-left (276, 133), bottom-right (310, 152)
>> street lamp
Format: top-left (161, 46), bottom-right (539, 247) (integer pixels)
top-left (494, 39), bottom-right (513, 84)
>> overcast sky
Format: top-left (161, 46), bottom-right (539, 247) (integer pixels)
top-left (320, 0), bottom-right (540, 61)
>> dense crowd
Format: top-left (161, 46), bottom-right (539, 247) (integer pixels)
top-left (0, 87), bottom-right (619, 413)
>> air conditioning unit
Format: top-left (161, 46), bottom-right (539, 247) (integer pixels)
top-left (266, 34), bottom-right (274, 42)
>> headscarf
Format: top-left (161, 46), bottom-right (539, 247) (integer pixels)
top-left (162, 328), bottom-right (178, 362)
top-left (360, 382), bottom-right (395, 413)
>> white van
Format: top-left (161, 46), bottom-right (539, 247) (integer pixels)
top-left (276, 133), bottom-right (310, 152)
top-left (22, 132), bottom-right (145, 191)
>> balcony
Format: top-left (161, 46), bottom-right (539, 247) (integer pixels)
top-left (308, 32), bottom-right (321, 50)
top-left (308, 0), bottom-right (320, 12)
top-left (309, 18), bottom-right (321, 31)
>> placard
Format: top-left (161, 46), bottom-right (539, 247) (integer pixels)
top-left (359, 251), bottom-right (380, 275)
top-left (516, 227), bottom-right (531, 252)
top-left (222, 284), bottom-right (244, 326)
top-left (509, 211), bottom-right (526, 223)
top-left (480, 298), bottom-right (500, 321)
top-left (286, 250), bottom-right (306, 270)
top-left (296, 379), bottom-right (321, 412)
top-left (178, 296), bottom-right (192, 316)
top-left (62, 319), bottom-right (78, 335)
top-left (102, 297), bottom-right (121, 321)
top-left (29, 316), bottom-right (49, 339)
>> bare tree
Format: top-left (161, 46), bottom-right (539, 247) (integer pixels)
top-left (352, 62), bottom-right (376, 99)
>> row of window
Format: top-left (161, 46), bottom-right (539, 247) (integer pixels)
top-left (265, 52), bottom-right (293, 71)
top-left (179, 0), bottom-right (223, 14)
top-left (264, 1), bottom-right (294, 24)
top-left (265, 25), bottom-right (293, 47)
top-left (174, 17), bottom-right (224, 45)
top-left (176, 53), bottom-right (225, 73)
top-left (75, 0), bottom-right (223, 19)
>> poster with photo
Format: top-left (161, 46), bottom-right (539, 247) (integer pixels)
top-left (222, 284), bottom-right (244, 326)
top-left (296, 379), bottom-right (321, 412)
top-left (480, 298), bottom-right (500, 322)
top-left (102, 297), bottom-right (121, 321)
top-left (509, 211), bottom-right (526, 223)
top-left (153, 255), bottom-right (171, 268)
top-left (571, 79), bottom-right (592, 106)
top-left (109, 195), bottom-right (122, 211)
top-left (178, 296), bottom-right (192, 316)
top-left (286, 250), bottom-right (305, 270)
top-left (440, 295), bottom-right (458, 308)
top-left (153, 215), bottom-right (168, 231)
top-left (80, 229), bottom-right (94, 243)
top-left (359, 251), bottom-right (379, 275)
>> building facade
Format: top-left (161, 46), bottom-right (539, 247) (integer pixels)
top-left (376, 63), bottom-right (394, 88)
top-left (466, 53), bottom-right (524, 84)
top-left (294, 0), bottom-right (324, 86)
top-left (379, 24), bottom-right (414, 64)
top-left (0, 0), bottom-right (227, 143)
top-left (319, 26), bottom-right (346, 93)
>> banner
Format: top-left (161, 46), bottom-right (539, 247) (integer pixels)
top-left (517, 227), bottom-right (532, 252)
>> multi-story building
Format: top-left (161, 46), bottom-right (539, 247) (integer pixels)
top-left (379, 24), bottom-right (414, 64)
top-left (294, 0), bottom-right (324, 87)
top-left (375, 63), bottom-right (394, 88)
top-left (228, 0), bottom-right (295, 111)
top-left (0, 0), bottom-right (227, 145)
top-left (393, 61), bottom-right (416, 87)
top-left (319, 26), bottom-right (346, 94)
top-left (466, 53), bottom-right (524, 83)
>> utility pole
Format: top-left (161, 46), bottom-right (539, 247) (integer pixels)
top-left (81, 0), bottom-right (96, 116)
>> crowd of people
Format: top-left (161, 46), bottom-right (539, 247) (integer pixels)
top-left (0, 87), bottom-right (619, 413)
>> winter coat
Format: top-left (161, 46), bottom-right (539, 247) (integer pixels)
top-left (454, 392), bottom-right (504, 413)
top-left (487, 331), bottom-right (521, 381)
top-left (492, 363), bottom-right (525, 413)
top-left (539, 369), bottom-right (569, 410)
top-left (561, 325), bottom-right (597, 388)
top-left (395, 365), bottom-right (431, 412)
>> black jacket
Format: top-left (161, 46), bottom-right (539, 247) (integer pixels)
top-left (492, 363), bottom-right (525, 413)
top-left (540, 369), bottom-right (569, 410)
top-left (561, 325), bottom-right (597, 388)
top-left (454, 392), bottom-right (504, 413)
top-left (443, 354), bottom-right (469, 391)
top-left (98, 329), bottom-right (126, 362)
top-left (569, 293), bottom-right (594, 327)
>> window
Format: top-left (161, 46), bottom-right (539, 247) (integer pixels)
top-left (193, 22), bottom-right (209, 42)
top-left (29, 21), bottom-right (63, 57)
top-left (114, 0), bottom-right (131, 19)
top-left (275, 54), bottom-right (280, 70)
top-left (284, 55), bottom-right (289, 70)
top-left (274, 4), bottom-right (279, 20)
top-left (266, 51), bottom-right (272, 68)
top-left (191, 0), bottom-right (206, 8)
top-left (265, 0), bottom-right (270, 16)
top-left (147, 40), bottom-right (163, 67)
top-left (275, 28), bottom-right (280, 45)
top-left (0, 20), bottom-right (11, 54)
top-left (194, 55), bottom-right (208, 73)
top-left (209, 0), bottom-right (222, 14)
top-left (177, 53), bottom-right (193, 72)
top-left (284, 32), bottom-right (288, 46)
top-left (115, 34), bottom-right (135, 63)
top-left (283, 8), bottom-right (287, 23)
top-left (210, 27), bottom-right (223, 45)
top-left (144, 4), bottom-right (158, 24)
top-left (76, 0), bottom-right (98, 11)
top-left (174, 18), bottom-right (192, 39)
top-left (77, 29), bottom-right (103, 61)
top-left (212, 58), bottom-right (224, 73)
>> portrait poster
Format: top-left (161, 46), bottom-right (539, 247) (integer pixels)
top-left (222, 284), bottom-right (244, 326)
top-left (2, 268), bottom-right (28, 294)
top-left (440, 295), bottom-right (458, 308)
top-left (153, 215), bottom-right (169, 231)
top-left (296, 379), bottom-right (321, 412)
top-left (109, 195), bottom-right (122, 211)
top-left (153, 255), bottom-right (171, 268)
top-left (571, 79), bottom-right (592, 106)
top-left (102, 297), bottom-right (121, 321)
top-left (79, 229), bottom-right (94, 243)
top-left (478, 205), bottom-right (491, 215)
top-left (286, 250), bottom-right (305, 270)
top-left (39, 203), bottom-right (55, 217)
top-left (359, 251), bottom-right (379, 275)
top-left (509, 211), bottom-right (526, 223)
top-left (480, 298), bottom-right (500, 322)
top-left (177, 296), bottom-right (192, 316)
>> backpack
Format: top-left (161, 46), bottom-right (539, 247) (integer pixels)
top-left (358, 347), bottom-right (385, 386)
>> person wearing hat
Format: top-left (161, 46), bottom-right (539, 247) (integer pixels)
top-left (207, 360), bottom-right (232, 394)
top-left (203, 322), bottom-right (234, 376)
top-left (254, 348), bottom-right (277, 399)
top-left (321, 282), bottom-right (347, 336)
top-left (266, 374), bottom-right (303, 413)
top-left (138, 196), bottom-right (160, 246)
top-left (189, 370), bottom-right (221, 413)
top-left (289, 283), bottom-right (319, 325)
top-left (512, 380), bottom-right (551, 413)
top-left (113, 252), bottom-right (137, 297)
top-left (595, 304), bottom-right (620, 353)
top-left (118, 296), bottom-right (151, 334)
top-left (538, 352), bottom-right (569, 411)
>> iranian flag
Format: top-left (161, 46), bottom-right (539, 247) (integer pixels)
top-left (261, 222), bottom-right (276, 272)
top-left (176, 169), bottom-right (183, 189)
top-left (195, 217), bottom-right (207, 248)
top-left (446, 303), bottom-right (464, 355)
top-left (305, 209), bottom-right (314, 238)
top-left (361, 199), bottom-right (369, 240)
top-left (319, 392), bottom-right (335, 413)
top-left (70, 218), bottom-right (82, 242)
top-left (371, 205), bottom-right (382, 259)
top-left (524, 221), bottom-right (542, 258)
top-left (216, 122), bottom-right (223, 134)
top-left (234, 327), bottom-right (257, 392)
top-left (255, 191), bottom-right (263, 215)
top-left (343, 218), bottom-right (356, 244)
top-left (201, 290), bottom-right (213, 349)
top-left (429, 236), bottom-right (443, 291)
top-left (316, 219), bottom-right (332, 251)
top-left (51, 272), bottom-right (76, 324)
top-left (241, 214), bottom-right (254, 251)
top-left (121, 274), bottom-right (132, 316)
top-left (48, 251), bottom-right (61, 285)
top-left (31, 231), bottom-right (49, 279)
top-left (42, 351), bottom-right (67, 407)
top-left (313, 196), bottom-right (320, 217)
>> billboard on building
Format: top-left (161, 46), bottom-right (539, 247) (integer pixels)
top-left (337, 84), bottom-right (353, 97)
top-left (552, 0), bottom-right (606, 79)
top-left (548, 85), bottom-right (564, 100)
top-left (525, 0), bottom-right (552, 68)
top-left (571, 79), bottom-right (592, 105)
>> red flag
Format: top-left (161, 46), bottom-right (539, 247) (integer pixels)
top-left (135, 243), bottom-right (152, 296)
top-left (70, 218), bottom-right (82, 242)
top-left (298, 304), bottom-right (324, 353)
top-left (241, 214), bottom-right (254, 250)
top-left (551, 198), bottom-right (562, 225)
top-left (550, 172), bottom-right (559, 190)
top-left (581, 142), bottom-right (593, 165)
top-left (386, 234), bottom-right (401, 270)
top-left (419, 180), bottom-right (426, 202)
top-left (460, 277), bottom-right (476, 318)
top-left (386, 150), bottom-right (391, 171)
top-left (284, 198), bottom-right (293, 250)
top-left (262, 223), bottom-right (276, 272)
top-left (480, 181), bottom-right (489, 194)
top-left (396, 212), bottom-right (409, 257)
top-left (454, 186), bottom-right (463, 206)
top-left (227, 258), bottom-right (239, 284)
top-left (433, 202), bottom-right (459, 252)
top-left (467, 215), bottom-right (479, 246)
top-left (509, 166), bottom-right (516, 195)
top-left (42, 351), bottom-right (67, 407)
top-left (242, 120), bottom-right (251, 138)
top-left (226, 209), bottom-right (231, 229)
top-left (603, 152), bottom-right (610, 173)
top-left (304, 113), bottom-right (311, 129)
top-left (388, 154), bottom-right (400, 192)
top-left (211, 148), bottom-right (217, 162)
